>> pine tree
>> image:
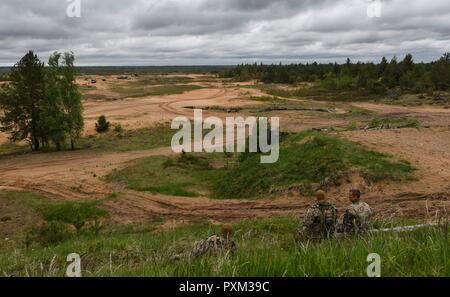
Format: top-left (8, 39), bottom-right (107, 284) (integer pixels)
top-left (378, 57), bottom-right (388, 76)
top-left (96, 115), bottom-right (110, 133)
top-left (0, 51), bottom-right (46, 150)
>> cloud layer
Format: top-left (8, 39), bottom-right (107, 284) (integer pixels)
top-left (0, 0), bottom-right (449, 65)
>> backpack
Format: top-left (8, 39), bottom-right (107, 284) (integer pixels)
top-left (317, 203), bottom-right (337, 237)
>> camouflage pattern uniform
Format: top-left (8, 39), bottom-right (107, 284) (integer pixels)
top-left (192, 235), bottom-right (237, 258)
top-left (342, 201), bottom-right (373, 234)
top-left (299, 202), bottom-right (338, 241)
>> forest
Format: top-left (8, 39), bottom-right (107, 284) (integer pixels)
top-left (222, 54), bottom-right (450, 95)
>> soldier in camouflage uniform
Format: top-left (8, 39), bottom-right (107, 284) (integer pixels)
top-left (192, 225), bottom-right (237, 258)
top-left (298, 190), bottom-right (338, 241)
top-left (340, 188), bottom-right (374, 234)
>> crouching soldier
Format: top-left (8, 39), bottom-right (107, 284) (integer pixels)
top-left (297, 190), bottom-right (338, 242)
top-left (192, 225), bottom-right (237, 258)
top-left (340, 188), bottom-right (374, 234)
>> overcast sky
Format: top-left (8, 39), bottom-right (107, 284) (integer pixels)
top-left (0, 0), bottom-right (449, 66)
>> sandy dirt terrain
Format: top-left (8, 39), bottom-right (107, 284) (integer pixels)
top-left (79, 79), bottom-right (265, 135)
top-left (0, 76), bottom-right (449, 225)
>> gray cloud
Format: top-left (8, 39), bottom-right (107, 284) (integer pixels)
top-left (0, 0), bottom-right (449, 66)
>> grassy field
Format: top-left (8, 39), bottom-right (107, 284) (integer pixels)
top-left (110, 84), bottom-right (204, 98)
top-left (0, 213), bottom-right (448, 277)
top-left (78, 123), bottom-right (173, 152)
top-left (81, 93), bottom-right (109, 101)
top-left (128, 76), bottom-right (194, 86)
top-left (0, 124), bottom-right (173, 156)
top-left (0, 141), bottom-right (30, 155)
top-left (0, 191), bottom-right (53, 237)
top-left (106, 154), bottom-right (224, 197)
top-left (249, 83), bottom-right (450, 107)
top-left (381, 93), bottom-right (450, 107)
top-left (106, 131), bottom-right (416, 199)
top-left (251, 84), bottom-right (381, 102)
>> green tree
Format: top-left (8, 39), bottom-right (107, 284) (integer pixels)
top-left (378, 56), bottom-right (388, 76)
top-left (41, 52), bottom-right (84, 150)
top-left (0, 51), bottom-right (84, 151)
top-left (431, 53), bottom-right (450, 90)
top-left (401, 53), bottom-right (414, 72)
top-left (416, 72), bottom-right (434, 93)
top-left (60, 52), bottom-right (84, 150)
top-left (42, 52), bottom-right (67, 150)
top-left (0, 51), bottom-right (46, 150)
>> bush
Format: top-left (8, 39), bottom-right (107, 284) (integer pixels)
top-left (95, 115), bottom-right (110, 133)
top-left (42, 202), bottom-right (108, 234)
top-left (346, 122), bottom-right (358, 131)
top-left (113, 124), bottom-right (123, 134)
top-left (162, 158), bottom-right (175, 169)
top-left (177, 152), bottom-right (211, 169)
top-left (25, 222), bottom-right (74, 247)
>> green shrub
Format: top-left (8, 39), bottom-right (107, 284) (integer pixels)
top-left (25, 222), bottom-right (74, 247)
top-left (346, 122), bottom-right (358, 131)
top-left (162, 158), bottom-right (175, 169)
top-left (113, 124), bottom-right (123, 134)
top-left (95, 115), bottom-right (110, 133)
top-left (42, 202), bottom-right (108, 234)
top-left (177, 152), bottom-right (211, 169)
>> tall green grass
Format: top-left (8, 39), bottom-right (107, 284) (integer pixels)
top-left (0, 217), bottom-right (448, 277)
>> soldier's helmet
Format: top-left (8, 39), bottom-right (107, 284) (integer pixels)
top-left (315, 190), bottom-right (326, 202)
top-left (350, 188), bottom-right (361, 202)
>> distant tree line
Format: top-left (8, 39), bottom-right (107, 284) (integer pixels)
top-left (221, 53), bottom-right (450, 94)
top-left (0, 51), bottom-right (83, 151)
